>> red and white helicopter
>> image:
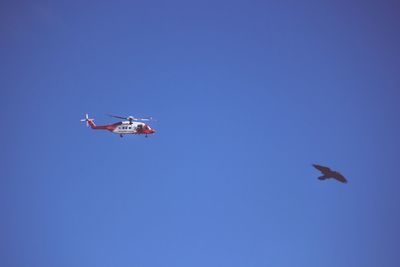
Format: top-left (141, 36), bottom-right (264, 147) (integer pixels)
top-left (81, 114), bottom-right (156, 137)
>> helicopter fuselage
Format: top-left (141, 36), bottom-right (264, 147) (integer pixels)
top-left (112, 121), bottom-right (155, 135)
top-left (85, 118), bottom-right (155, 136)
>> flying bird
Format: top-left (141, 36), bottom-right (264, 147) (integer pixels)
top-left (312, 164), bottom-right (348, 183)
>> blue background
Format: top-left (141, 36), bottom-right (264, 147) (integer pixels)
top-left (1, 1), bottom-right (400, 266)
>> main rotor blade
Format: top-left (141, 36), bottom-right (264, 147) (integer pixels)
top-left (107, 114), bottom-right (155, 122)
top-left (136, 116), bottom-right (156, 121)
top-left (107, 114), bottom-right (127, 120)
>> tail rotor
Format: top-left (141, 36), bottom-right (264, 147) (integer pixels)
top-left (80, 113), bottom-right (90, 127)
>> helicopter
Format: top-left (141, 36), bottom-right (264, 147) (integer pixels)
top-left (81, 114), bottom-right (156, 137)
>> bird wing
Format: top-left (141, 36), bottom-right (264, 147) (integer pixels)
top-left (312, 164), bottom-right (332, 174)
top-left (333, 172), bottom-right (348, 183)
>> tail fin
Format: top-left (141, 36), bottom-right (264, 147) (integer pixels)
top-left (80, 113), bottom-right (96, 128)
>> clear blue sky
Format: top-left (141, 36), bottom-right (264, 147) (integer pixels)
top-left (1, 1), bottom-right (400, 266)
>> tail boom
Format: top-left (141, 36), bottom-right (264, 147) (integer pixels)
top-left (81, 114), bottom-right (117, 131)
